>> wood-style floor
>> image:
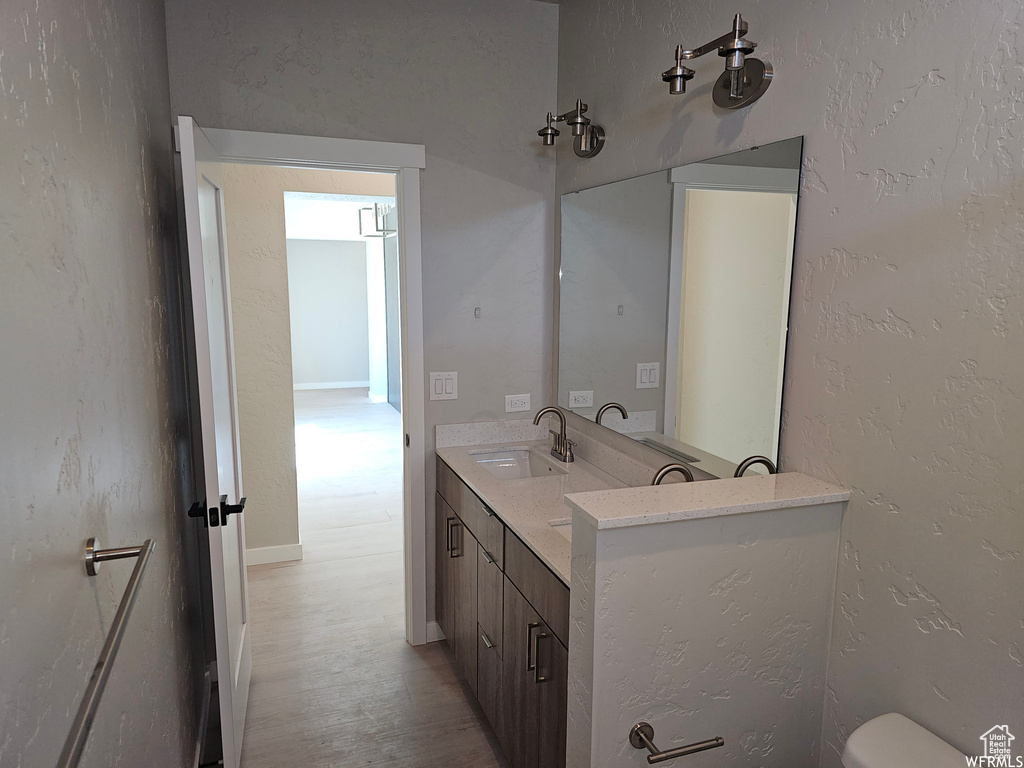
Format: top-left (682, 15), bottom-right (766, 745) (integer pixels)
top-left (240, 388), bottom-right (508, 767)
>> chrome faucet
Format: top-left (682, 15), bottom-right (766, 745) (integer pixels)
top-left (595, 402), bottom-right (628, 426)
top-left (652, 463), bottom-right (694, 485)
top-left (534, 406), bottom-right (575, 463)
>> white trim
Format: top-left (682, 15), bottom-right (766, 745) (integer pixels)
top-left (293, 380), bottom-right (370, 391)
top-left (397, 167), bottom-right (428, 647)
top-left (426, 621), bottom-right (445, 643)
top-left (183, 120), bottom-right (430, 648)
top-left (663, 183), bottom-right (687, 438)
top-left (203, 126), bottom-right (426, 172)
top-left (669, 163), bottom-right (799, 193)
top-left (246, 542), bottom-right (304, 566)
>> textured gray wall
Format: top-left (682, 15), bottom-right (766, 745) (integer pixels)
top-left (0, 0), bottom-right (198, 766)
top-left (164, 0), bottom-right (559, 619)
top-left (556, 0), bottom-right (1023, 761)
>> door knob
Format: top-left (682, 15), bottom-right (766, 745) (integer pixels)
top-left (188, 499), bottom-right (215, 527)
top-left (218, 494), bottom-right (247, 525)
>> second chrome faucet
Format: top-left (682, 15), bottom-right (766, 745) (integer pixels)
top-left (534, 406), bottom-right (575, 463)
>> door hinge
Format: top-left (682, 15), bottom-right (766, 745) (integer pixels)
top-left (405, 433), bottom-right (410, 447)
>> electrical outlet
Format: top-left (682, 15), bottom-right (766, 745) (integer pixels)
top-left (505, 394), bottom-right (531, 413)
top-left (636, 362), bottom-right (660, 389)
top-left (569, 390), bottom-right (594, 408)
top-left (429, 372), bottom-right (458, 400)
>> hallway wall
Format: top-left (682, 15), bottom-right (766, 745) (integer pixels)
top-left (164, 0), bottom-right (559, 619)
top-left (556, 0), bottom-right (1024, 762)
top-left (0, 0), bottom-right (199, 764)
top-left (286, 238), bottom-right (371, 389)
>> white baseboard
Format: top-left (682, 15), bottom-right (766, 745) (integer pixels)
top-left (293, 381), bottom-right (370, 391)
top-left (426, 620), bottom-right (445, 643)
top-left (367, 392), bottom-right (388, 403)
top-left (246, 542), bottom-right (303, 566)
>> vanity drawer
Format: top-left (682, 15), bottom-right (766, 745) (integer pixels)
top-left (460, 486), bottom-right (505, 570)
top-left (478, 544), bottom-right (503, 657)
top-left (436, 456), bottom-right (460, 510)
top-left (504, 531), bottom-right (570, 647)
top-left (438, 455), bottom-right (505, 569)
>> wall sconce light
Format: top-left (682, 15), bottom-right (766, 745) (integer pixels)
top-left (661, 14), bottom-right (772, 109)
top-left (538, 99), bottom-right (605, 158)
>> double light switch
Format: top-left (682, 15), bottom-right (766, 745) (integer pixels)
top-left (430, 372), bottom-right (458, 400)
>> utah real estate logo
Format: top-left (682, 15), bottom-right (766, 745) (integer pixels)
top-left (966, 726), bottom-right (1021, 767)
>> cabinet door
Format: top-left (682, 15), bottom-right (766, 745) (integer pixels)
top-left (453, 517), bottom-right (478, 695)
top-left (536, 630), bottom-right (569, 768)
top-left (435, 492), bottom-right (456, 645)
top-left (477, 545), bottom-right (503, 657)
top-left (477, 628), bottom-right (503, 742)
top-left (502, 578), bottom-right (542, 768)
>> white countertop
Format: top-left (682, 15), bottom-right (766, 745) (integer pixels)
top-left (435, 440), bottom-right (625, 584)
top-left (564, 472), bottom-right (850, 529)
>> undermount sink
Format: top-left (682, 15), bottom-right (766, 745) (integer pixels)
top-left (471, 448), bottom-right (568, 480)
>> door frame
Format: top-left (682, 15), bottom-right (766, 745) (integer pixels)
top-left (197, 124), bottom-right (430, 646)
top-left (663, 163), bottom-right (799, 453)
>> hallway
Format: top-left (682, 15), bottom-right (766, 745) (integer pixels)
top-left (240, 389), bottom-right (506, 767)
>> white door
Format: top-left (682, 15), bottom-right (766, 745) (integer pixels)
top-left (177, 115), bottom-right (251, 767)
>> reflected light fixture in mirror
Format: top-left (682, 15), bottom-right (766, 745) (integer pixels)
top-left (538, 98), bottom-right (605, 158)
top-left (662, 13), bottom-right (773, 109)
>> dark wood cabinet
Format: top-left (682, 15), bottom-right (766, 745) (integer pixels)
top-left (536, 626), bottom-right (568, 768)
top-left (434, 492), bottom-right (455, 645)
top-left (436, 455), bottom-right (568, 768)
top-left (435, 490), bottom-right (478, 694)
top-left (501, 578), bottom-right (541, 767)
top-left (452, 516), bottom-right (478, 694)
top-left (501, 578), bottom-right (568, 768)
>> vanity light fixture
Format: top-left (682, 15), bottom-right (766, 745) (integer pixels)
top-left (538, 99), bottom-right (605, 158)
top-left (661, 13), bottom-right (773, 109)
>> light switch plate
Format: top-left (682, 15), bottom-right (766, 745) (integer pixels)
top-left (505, 394), bottom-right (531, 413)
top-left (569, 390), bottom-right (594, 408)
top-left (429, 371), bottom-right (458, 400)
top-left (636, 362), bottom-right (660, 389)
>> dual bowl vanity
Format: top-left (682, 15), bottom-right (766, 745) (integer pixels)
top-left (432, 135), bottom-right (851, 766)
top-left (434, 416), bottom-right (848, 768)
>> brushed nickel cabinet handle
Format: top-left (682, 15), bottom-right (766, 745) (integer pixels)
top-left (534, 630), bottom-right (550, 683)
top-left (482, 549), bottom-right (495, 565)
top-left (481, 630), bottom-right (495, 649)
top-left (446, 517), bottom-right (456, 555)
top-left (526, 622), bottom-right (541, 671)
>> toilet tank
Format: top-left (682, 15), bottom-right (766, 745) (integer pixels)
top-left (842, 713), bottom-right (966, 768)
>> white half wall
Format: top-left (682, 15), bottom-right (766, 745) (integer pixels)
top-left (286, 238), bottom-right (371, 388)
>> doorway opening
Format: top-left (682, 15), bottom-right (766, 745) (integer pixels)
top-left (176, 118), bottom-right (430, 768)
top-left (283, 191), bottom-right (405, 609)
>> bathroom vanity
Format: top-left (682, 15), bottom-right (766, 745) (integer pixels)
top-left (434, 419), bottom-right (849, 768)
top-left (435, 421), bottom-right (621, 768)
top-left (431, 133), bottom-right (854, 767)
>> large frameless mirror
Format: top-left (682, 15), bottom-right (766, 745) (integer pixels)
top-left (557, 136), bottom-right (803, 476)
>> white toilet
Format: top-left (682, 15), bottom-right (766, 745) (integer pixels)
top-left (842, 712), bottom-right (967, 768)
